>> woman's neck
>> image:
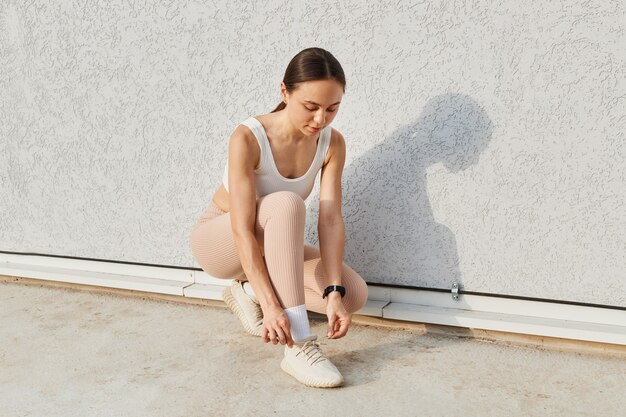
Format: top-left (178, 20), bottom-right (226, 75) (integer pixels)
top-left (270, 111), bottom-right (314, 144)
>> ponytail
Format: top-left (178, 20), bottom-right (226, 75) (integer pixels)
top-left (270, 101), bottom-right (287, 113)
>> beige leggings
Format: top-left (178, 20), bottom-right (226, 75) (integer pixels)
top-left (190, 191), bottom-right (368, 314)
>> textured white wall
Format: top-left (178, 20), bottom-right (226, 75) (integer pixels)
top-left (1, 1), bottom-right (624, 307)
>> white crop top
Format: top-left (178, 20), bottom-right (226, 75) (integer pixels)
top-left (222, 116), bottom-right (332, 200)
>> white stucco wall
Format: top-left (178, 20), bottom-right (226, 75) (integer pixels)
top-left (1, 1), bottom-right (624, 307)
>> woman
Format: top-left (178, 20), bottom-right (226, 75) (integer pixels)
top-left (190, 47), bottom-right (368, 388)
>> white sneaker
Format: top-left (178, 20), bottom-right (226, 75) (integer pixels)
top-left (222, 279), bottom-right (263, 337)
top-left (280, 335), bottom-right (344, 388)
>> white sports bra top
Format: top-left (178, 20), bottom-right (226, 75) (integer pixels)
top-left (222, 116), bottom-right (332, 200)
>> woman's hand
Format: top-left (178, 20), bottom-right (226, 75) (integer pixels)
top-left (325, 292), bottom-right (352, 339)
top-left (261, 304), bottom-right (294, 348)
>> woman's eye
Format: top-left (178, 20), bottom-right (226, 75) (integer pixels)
top-left (305, 106), bottom-right (337, 113)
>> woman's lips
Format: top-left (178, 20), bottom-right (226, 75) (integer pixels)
top-left (308, 126), bottom-right (320, 132)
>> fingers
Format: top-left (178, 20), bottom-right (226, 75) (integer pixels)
top-left (283, 322), bottom-right (294, 347)
top-left (263, 322), bottom-right (293, 347)
top-left (280, 320), bottom-right (294, 347)
top-left (265, 328), bottom-right (284, 345)
top-left (265, 330), bottom-right (274, 344)
top-left (334, 320), bottom-right (350, 338)
top-left (327, 318), bottom-right (351, 339)
top-left (278, 328), bottom-right (289, 345)
top-left (267, 328), bottom-right (293, 346)
top-left (327, 316), bottom-right (336, 338)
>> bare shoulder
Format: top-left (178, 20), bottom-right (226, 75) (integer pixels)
top-left (230, 123), bottom-right (261, 169)
top-left (324, 127), bottom-right (346, 166)
top-left (330, 126), bottom-right (344, 138)
top-left (232, 122), bottom-right (256, 143)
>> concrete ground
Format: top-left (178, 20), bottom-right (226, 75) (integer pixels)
top-left (1, 281), bottom-right (624, 417)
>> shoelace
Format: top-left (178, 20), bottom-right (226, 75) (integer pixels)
top-left (295, 339), bottom-right (327, 365)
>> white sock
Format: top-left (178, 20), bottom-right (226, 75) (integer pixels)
top-left (283, 304), bottom-right (313, 343)
top-left (242, 281), bottom-right (257, 301)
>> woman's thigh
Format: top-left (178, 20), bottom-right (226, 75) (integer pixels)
top-left (190, 203), bottom-right (245, 279)
top-left (191, 192), bottom-right (302, 278)
top-left (189, 195), bottom-right (281, 279)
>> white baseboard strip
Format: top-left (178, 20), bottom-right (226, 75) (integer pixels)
top-left (357, 300), bottom-right (389, 318)
top-left (192, 271), bottom-right (232, 286)
top-left (384, 302), bottom-right (626, 346)
top-left (0, 262), bottom-right (190, 296)
top-left (1, 254), bottom-right (624, 346)
top-left (380, 286), bottom-right (626, 327)
top-left (183, 283), bottom-right (225, 300)
top-left (0, 254), bottom-right (194, 283)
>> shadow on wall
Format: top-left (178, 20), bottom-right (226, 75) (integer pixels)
top-left (336, 93), bottom-right (493, 290)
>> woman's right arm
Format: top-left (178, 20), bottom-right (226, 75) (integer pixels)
top-left (227, 126), bottom-right (294, 346)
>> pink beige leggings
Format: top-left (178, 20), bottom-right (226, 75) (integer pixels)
top-left (190, 191), bottom-right (368, 314)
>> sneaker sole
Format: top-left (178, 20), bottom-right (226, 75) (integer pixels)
top-left (223, 286), bottom-right (263, 337)
top-left (280, 357), bottom-right (344, 388)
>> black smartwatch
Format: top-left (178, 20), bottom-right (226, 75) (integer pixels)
top-left (322, 285), bottom-right (346, 299)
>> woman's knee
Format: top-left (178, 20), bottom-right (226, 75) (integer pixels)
top-left (260, 191), bottom-right (306, 215)
top-left (345, 273), bottom-right (369, 313)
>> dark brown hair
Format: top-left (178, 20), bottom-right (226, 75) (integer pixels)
top-left (270, 47), bottom-right (346, 113)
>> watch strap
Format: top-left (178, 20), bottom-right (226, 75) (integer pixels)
top-left (322, 285), bottom-right (346, 298)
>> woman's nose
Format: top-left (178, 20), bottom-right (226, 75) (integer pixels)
top-left (314, 111), bottom-right (325, 125)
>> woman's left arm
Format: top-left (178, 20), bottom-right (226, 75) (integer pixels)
top-left (318, 130), bottom-right (351, 339)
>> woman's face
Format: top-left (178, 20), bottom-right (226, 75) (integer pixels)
top-left (282, 79), bottom-right (343, 135)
